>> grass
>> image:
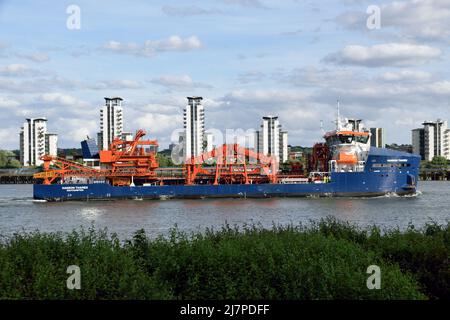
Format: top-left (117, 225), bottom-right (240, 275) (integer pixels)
top-left (0, 217), bottom-right (448, 300)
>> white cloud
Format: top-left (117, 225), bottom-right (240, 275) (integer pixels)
top-left (37, 93), bottom-right (92, 112)
top-left (16, 52), bottom-right (50, 63)
top-left (134, 113), bottom-right (182, 134)
top-left (152, 75), bottom-right (194, 87)
top-left (274, 67), bottom-right (355, 87)
top-left (162, 5), bottom-right (223, 16)
top-left (223, 89), bottom-right (309, 104)
top-left (0, 128), bottom-right (18, 146)
top-left (213, 88), bottom-right (327, 146)
top-left (324, 43), bottom-right (441, 67)
top-left (221, 0), bottom-right (268, 9)
top-left (0, 64), bottom-right (36, 76)
top-left (104, 35), bottom-right (202, 57)
top-left (337, 0), bottom-right (450, 42)
top-left (39, 93), bottom-right (79, 106)
top-left (67, 126), bottom-right (95, 143)
top-left (150, 74), bottom-right (212, 90)
top-left (89, 80), bottom-right (143, 90)
top-left (429, 81), bottom-right (450, 95)
top-left (379, 70), bottom-right (432, 81)
top-left (0, 41), bottom-right (9, 58)
top-left (0, 96), bottom-right (20, 108)
top-left (237, 71), bottom-right (265, 84)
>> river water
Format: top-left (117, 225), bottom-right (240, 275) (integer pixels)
top-left (0, 182), bottom-right (449, 239)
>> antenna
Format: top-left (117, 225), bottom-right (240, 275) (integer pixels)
top-left (336, 99), bottom-right (341, 130)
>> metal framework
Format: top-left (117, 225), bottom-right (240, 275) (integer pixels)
top-left (184, 143), bottom-right (278, 185)
top-left (99, 129), bottom-right (159, 185)
top-left (34, 130), bottom-right (160, 186)
top-left (308, 143), bottom-right (330, 173)
top-left (34, 132), bottom-right (281, 186)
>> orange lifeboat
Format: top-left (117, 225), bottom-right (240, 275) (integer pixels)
top-left (336, 152), bottom-right (358, 164)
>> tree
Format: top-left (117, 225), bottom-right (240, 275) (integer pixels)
top-left (0, 150), bottom-right (21, 168)
top-left (156, 153), bottom-right (174, 167)
top-left (0, 150), bottom-right (7, 167)
top-left (431, 156), bottom-right (448, 168)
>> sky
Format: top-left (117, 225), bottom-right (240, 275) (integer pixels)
top-left (0, 0), bottom-right (449, 150)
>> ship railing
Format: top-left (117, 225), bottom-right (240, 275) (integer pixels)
top-left (308, 171), bottom-right (331, 183)
top-left (356, 161), bottom-right (366, 172)
top-left (328, 160), bottom-right (366, 173)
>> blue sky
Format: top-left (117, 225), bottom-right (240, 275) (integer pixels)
top-left (0, 0), bottom-right (449, 149)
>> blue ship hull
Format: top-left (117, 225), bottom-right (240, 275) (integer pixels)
top-left (33, 148), bottom-right (420, 201)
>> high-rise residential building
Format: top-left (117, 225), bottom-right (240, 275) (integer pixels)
top-left (255, 116), bottom-right (288, 163)
top-left (370, 128), bottom-right (386, 148)
top-left (121, 132), bottom-right (134, 142)
top-left (183, 96), bottom-right (205, 160)
top-left (45, 133), bottom-right (58, 157)
top-left (97, 97), bottom-right (123, 151)
top-left (280, 131), bottom-right (288, 163)
top-left (412, 119), bottom-right (450, 161)
top-left (19, 117), bottom-right (58, 166)
top-left (412, 128), bottom-right (425, 159)
top-left (204, 131), bottom-right (214, 153)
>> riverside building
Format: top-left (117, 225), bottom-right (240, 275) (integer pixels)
top-left (412, 119), bottom-right (450, 161)
top-left (254, 116), bottom-right (288, 163)
top-left (19, 117), bottom-right (58, 166)
top-left (97, 97), bottom-right (124, 151)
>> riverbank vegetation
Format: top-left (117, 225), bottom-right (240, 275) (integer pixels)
top-left (0, 218), bottom-right (448, 300)
top-left (0, 150), bottom-right (20, 168)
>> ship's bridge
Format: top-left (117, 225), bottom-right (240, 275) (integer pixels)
top-left (324, 130), bottom-right (370, 145)
top-left (324, 130), bottom-right (371, 173)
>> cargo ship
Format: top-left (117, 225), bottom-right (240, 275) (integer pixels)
top-left (33, 117), bottom-right (420, 201)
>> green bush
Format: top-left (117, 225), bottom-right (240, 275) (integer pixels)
top-left (309, 217), bottom-right (450, 299)
top-left (1, 219), bottom-right (448, 300)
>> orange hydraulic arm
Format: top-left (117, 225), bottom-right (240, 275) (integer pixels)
top-left (33, 155), bottom-right (106, 185)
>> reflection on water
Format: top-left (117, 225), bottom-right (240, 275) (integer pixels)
top-left (0, 182), bottom-right (448, 239)
top-left (80, 207), bottom-right (104, 221)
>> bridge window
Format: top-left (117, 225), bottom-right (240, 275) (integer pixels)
top-left (339, 135), bottom-right (354, 144)
top-left (356, 136), bottom-right (369, 143)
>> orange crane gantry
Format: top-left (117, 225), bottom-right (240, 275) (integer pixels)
top-left (34, 129), bottom-right (160, 186)
top-left (34, 130), bottom-right (280, 186)
top-left (184, 143), bottom-right (279, 185)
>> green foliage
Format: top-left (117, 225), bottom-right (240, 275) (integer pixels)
top-left (57, 148), bottom-right (82, 158)
top-left (431, 156), bottom-right (448, 168)
top-left (0, 228), bottom-right (170, 299)
top-left (1, 219), bottom-right (449, 300)
top-left (0, 150), bottom-right (21, 168)
top-left (156, 153), bottom-right (174, 167)
top-left (310, 217), bottom-right (450, 300)
top-left (289, 146), bottom-right (312, 154)
top-left (422, 156), bottom-right (449, 169)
